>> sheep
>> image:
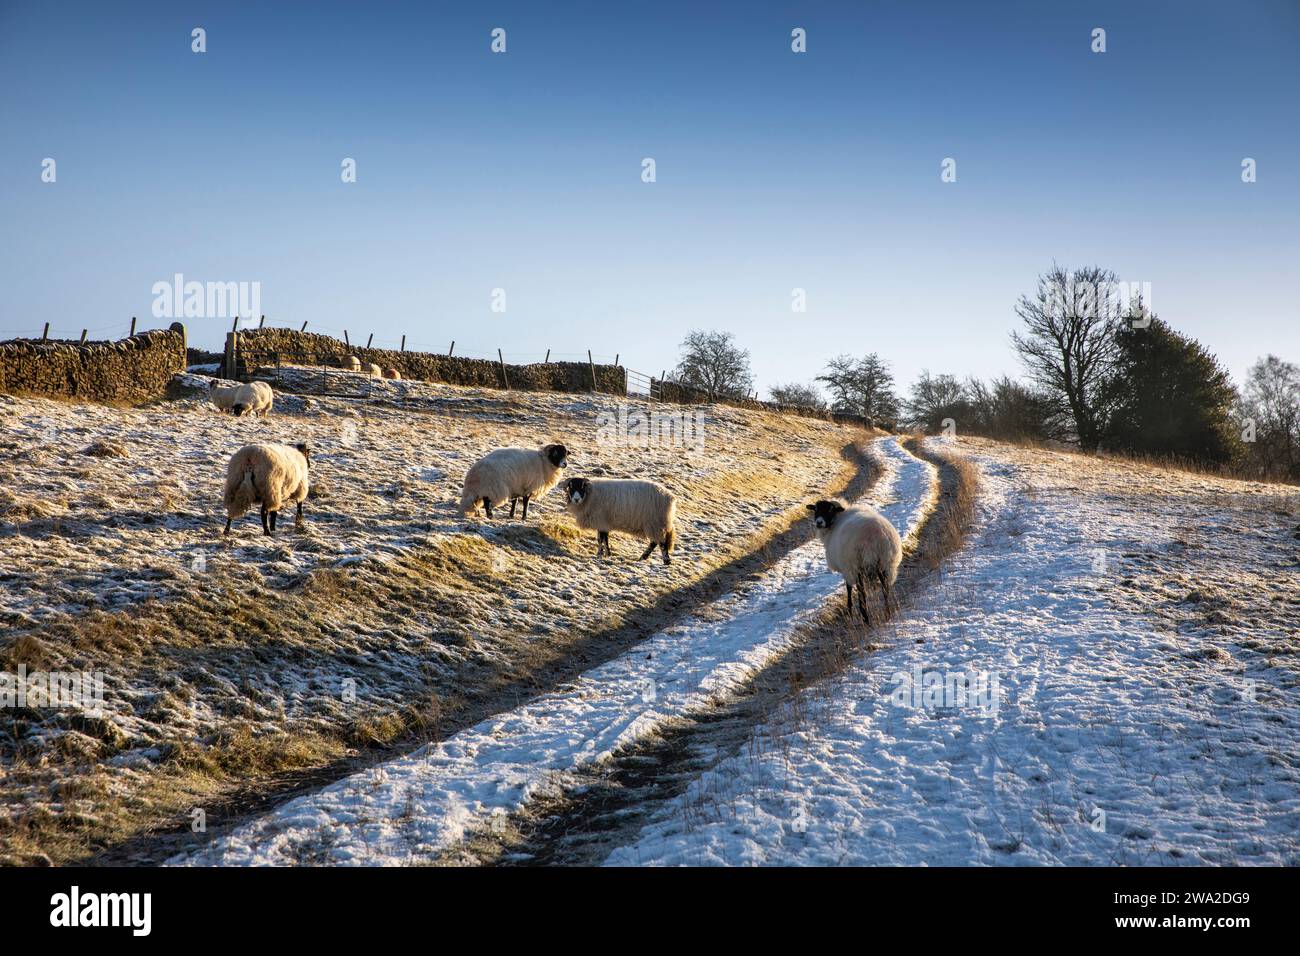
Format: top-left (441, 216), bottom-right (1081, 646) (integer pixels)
top-left (231, 381), bottom-right (273, 418)
top-left (343, 355), bottom-right (361, 371)
top-left (210, 380), bottom-right (273, 417)
top-left (806, 499), bottom-right (902, 623)
top-left (562, 476), bottom-right (677, 565)
top-left (223, 442), bottom-right (310, 536)
top-left (382, 368), bottom-right (401, 380)
top-left (459, 444), bottom-right (568, 520)
top-left (363, 362), bottom-right (382, 378)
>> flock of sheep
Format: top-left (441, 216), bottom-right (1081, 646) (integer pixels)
top-left (208, 376), bottom-right (902, 619)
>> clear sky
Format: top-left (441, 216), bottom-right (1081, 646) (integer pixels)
top-left (2, 0), bottom-right (1297, 396)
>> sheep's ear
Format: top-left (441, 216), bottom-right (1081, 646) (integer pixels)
top-left (805, 504), bottom-right (817, 512)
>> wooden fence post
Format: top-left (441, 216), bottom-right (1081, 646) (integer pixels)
top-left (448, 341), bottom-right (455, 357)
top-left (41, 322), bottom-right (50, 342)
top-left (400, 335), bottom-right (406, 352)
top-left (366, 333), bottom-right (373, 349)
top-left (614, 353), bottom-right (619, 366)
top-left (259, 314), bottom-right (266, 328)
top-left (231, 316), bottom-right (240, 332)
top-left (343, 330), bottom-right (350, 347)
top-left (588, 350), bottom-right (598, 393)
top-left (79, 329), bottom-right (88, 346)
top-left (129, 316), bottom-right (137, 336)
top-left (300, 321), bottom-right (309, 332)
top-left (498, 349), bottom-right (510, 390)
top-left (544, 349), bottom-right (550, 363)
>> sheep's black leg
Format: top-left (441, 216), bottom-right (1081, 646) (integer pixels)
top-left (269, 510), bottom-right (278, 533)
top-left (296, 500), bottom-right (304, 526)
top-left (522, 496), bottom-right (530, 520)
top-left (224, 517), bottom-right (232, 535)
top-left (660, 539), bottom-right (671, 565)
top-left (260, 505), bottom-right (270, 535)
top-left (598, 531), bottom-right (610, 557)
top-left (483, 497), bottom-right (493, 519)
top-left (856, 572), bottom-right (870, 623)
top-left (639, 540), bottom-right (656, 561)
top-left (509, 497), bottom-right (517, 518)
top-left (878, 569), bottom-right (891, 611)
top-left (845, 581), bottom-right (853, 617)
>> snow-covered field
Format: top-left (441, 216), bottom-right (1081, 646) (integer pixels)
top-left (173, 437), bottom-right (937, 864)
top-left (605, 438), bottom-right (1300, 866)
top-left (5, 371), bottom-right (1297, 867)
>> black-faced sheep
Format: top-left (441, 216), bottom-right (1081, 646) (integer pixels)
top-left (806, 499), bottom-right (901, 622)
top-left (562, 476), bottom-right (677, 565)
top-left (224, 442), bottom-right (310, 535)
top-left (459, 444), bottom-right (568, 519)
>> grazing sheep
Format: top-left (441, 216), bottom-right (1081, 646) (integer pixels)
top-left (344, 355), bottom-right (362, 371)
top-left (363, 362), bottom-right (382, 378)
top-left (459, 444), bottom-right (568, 520)
top-left (382, 368), bottom-right (401, 380)
top-left (210, 381), bottom-right (273, 417)
top-left (806, 499), bottom-right (901, 623)
top-left (231, 381), bottom-right (273, 418)
top-left (223, 442), bottom-right (310, 536)
top-left (562, 477), bottom-right (676, 565)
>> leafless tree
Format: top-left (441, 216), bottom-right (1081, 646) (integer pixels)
top-left (674, 330), bottom-right (753, 400)
top-left (1010, 264), bottom-right (1123, 451)
top-left (816, 353), bottom-right (899, 425)
top-left (768, 382), bottom-right (827, 411)
top-left (904, 370), bottom-right (966, 430)
top-left (1238, 354), bottom-right (1300, 479)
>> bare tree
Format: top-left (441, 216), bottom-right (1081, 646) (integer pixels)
top-left (1010, 265), bottom-right (1123, 451)
top-left (964, 375), bottom-right (1058, 442)
top-left (904, 370), bottom-right (966, 431)
top-left (674, 330), bottom-right (753, 400)
top-left (1238, 354), bottom-right (1300, 479)
top-left (768, 382), bottom-right (827, 411)
top-left (816, 353), bottom-right (900, 425)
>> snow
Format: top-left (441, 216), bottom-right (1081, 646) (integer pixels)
top-left (603, 439), bottom-right (1300, 866)
top-left (172, 437), bottom-right (937, 865)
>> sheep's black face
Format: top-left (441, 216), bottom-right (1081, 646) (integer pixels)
top-left (563, 477), bottom-right (590, 505)
top-left (230, 404), bottom-right (246, 417)
top-left (295, 442), bottom-right (311, 467)
top-left (546, 443), bottom-right (569, 469)
top-left (806, 500), bottom-right (845, 529)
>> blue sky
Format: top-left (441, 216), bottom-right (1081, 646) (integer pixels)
top-left (1, 0), bottom-right (1297, 395)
